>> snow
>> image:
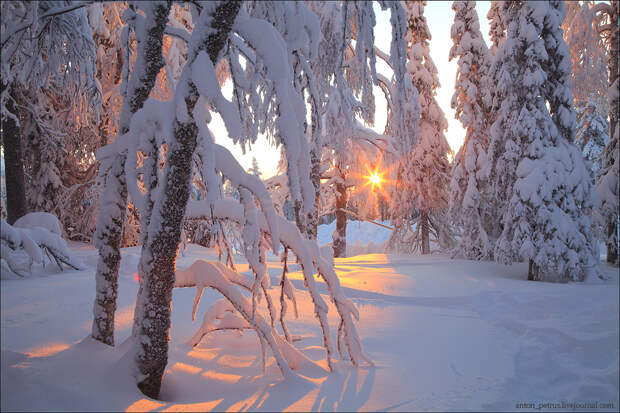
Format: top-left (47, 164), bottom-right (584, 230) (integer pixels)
top-left (3, 239), bottom-right (617, 411)
top-left (317, 219), bottom-right (392, 256)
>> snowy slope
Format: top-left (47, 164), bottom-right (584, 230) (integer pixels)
top-left (1, 243), bottom-right (618, 411)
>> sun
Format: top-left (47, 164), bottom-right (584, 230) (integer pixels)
top-left (369, 172), bottom-right (382, 186)
top-left (366, 169), bottom-right (384, 190)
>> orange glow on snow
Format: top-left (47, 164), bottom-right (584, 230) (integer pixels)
top-left (25, 343), bottom-right (70, 358)
top-left (125, 398), bottom-right (166, 412)
top-left (171, 362), bottom-right (202, 375)
top-left (201, 369), bottom-right (243, 384)
top-left (160, 400), bottom-right (223, 412)
top-left (134, 272), bottom-right (140, 283)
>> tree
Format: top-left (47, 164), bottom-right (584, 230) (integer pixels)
top-left (592, 0), bottom-right (619, 265)
top-left (92, 1), bottom-right (171, 348)
top-left (1, 1), bottom-right (99, 224)
top-left (248, 156), bottom-right (262, 178)
top-left (448, 0), bottom-right (493, 260)
top-left (308, 1), bottom-right (395, 257)
top-left (95, 1), bottom-right (370, 398)
top-left (375, 2), bottom-right (421, 254)
top-left (490, 1), bottom-right (598, 282)
top-left (576, 101), bottom-right (610, 179)
top-left (562, 1), bottom-right (609, 114)
top-left (487, 0), bottom-right (505, 57)
top-left (402, 0), bottom-right (451, 254)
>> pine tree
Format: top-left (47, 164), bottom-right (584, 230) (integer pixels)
top-left (491, 1), bottom-right (598, 282)
top-left (593, 0), bottom-right (619, 265)
top-left (448, 0), bottom-right (493, 260)
top-left (381, 1), bottom-right (421, 254)
top-left (248, 157), bottom-right (262, 178)
top-left (487, 0), bottom-right (506, 56)
top-left (403, 0), bottom-right (451, 254)
top-left (576, 101), bottom-right (610, 179)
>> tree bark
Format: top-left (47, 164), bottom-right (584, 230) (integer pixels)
top-left (605, 1), bottom-right (618, 265)
top-left (528, 259), bottom-right (542, 281)
top-left (133, 1), bottom-right (241, 399)
top-left (2, 87), bottom-right (27, 224)
top-left (607, 221), bottom-right (618, 264)
top-left (92, 1), bottom-right (171, 347)
top-left (308, 147), bottom-right (321, 241)
top-left (420, 211), bottom-right (430, 255)
top-left (333, 178), bottom-right (347, 258)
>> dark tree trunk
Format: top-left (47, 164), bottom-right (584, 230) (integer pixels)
top-left (333, 179), bottom-right (347, 258)
top-left (2, 89), bottom-right (27, 224)
top-left (92, 2), bottom-right (172, 347)
top-left (420, 211), bottom-right (430, 255)
top-left (528, 259), bottom-right (542, 281)
top-left (133, 1), bottom-right (241, 399)
top-left (308, 148), bottom-right (321, 241)
top-left (605, 2), bottom-right (618, 265)
top-left (607, 221), bottom-right (618, 264)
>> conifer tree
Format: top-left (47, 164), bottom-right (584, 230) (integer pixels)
top-left (448, 0), bottom-right (493, 260)
top-left (490, 1), bottom-right (598, 281)
top-left (403, 0), bottom-right (451, 254)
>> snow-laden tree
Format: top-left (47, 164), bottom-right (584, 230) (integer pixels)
top-left (490, 1), bottom-right (598, 282)
top-left (92, 1), bottom-right (172, 349)
top-left (248, 157), bottom-right (263, 178)
top-left (95, 1), bottom-right (371, 398)
top-left (448, 0), bottom-right (493, 260)
top-left (576, 101), bottom-right (610, 179)
top-left (481, 0), bottom-right (506, 142)
top-left (374, 2), bottom-right (422, 254)
top-left (302, 1), bottom-right (396, 257)
top-left (1, 1), bottom-right (99, 224)
top-left (563, 1), bottom-right (609, 114)
top-left (487, 0), bottom-right (505, 56)
top-left (400, 0), bottom-right (451, 255)
top-left (592, 0), bottom-right (619, 265)
top-left (542, 1), bottom-right (577, 143)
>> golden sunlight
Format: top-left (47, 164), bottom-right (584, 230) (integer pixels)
top-left (366, 170), bottom-right (384, 189)
top-left (369, 172), bottom-right (382, 185)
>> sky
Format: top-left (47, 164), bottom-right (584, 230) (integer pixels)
top-left (214, 1), bottom-right (493, 179)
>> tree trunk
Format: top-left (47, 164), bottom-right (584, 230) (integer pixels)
top-left (92, 2), bottom-right (171, 347)
top-left (605, 2), bottom-right (618, 266)
top-left (308, 148), bottom-right (321, 241)
top-left (528, 259), bottom-right (542, 281)
top-left (607, 221), bottom-right (618, 264)
top-left (2, 88), bottom-right (27, 224)
top-left (133, 1), bottom-right (241, 399)
top-left (420, 211), bottom-right (430, 255)
top-left (333, 180), bottom-right (347, 258)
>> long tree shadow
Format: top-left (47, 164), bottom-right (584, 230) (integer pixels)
top-left (311, 365), bottom-right (376, 411)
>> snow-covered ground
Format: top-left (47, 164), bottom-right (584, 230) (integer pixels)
top-left (317, 219), bottom-right (392, 256)
top-left (2, 238), bottom-right (619, 411)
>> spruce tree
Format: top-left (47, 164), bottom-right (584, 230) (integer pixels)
top-left (403, 0), bottom-right (451, 254)
top-left (448, 0), bottom-right (493, 260)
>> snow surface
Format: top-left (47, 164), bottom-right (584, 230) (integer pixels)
top-left (317, 220), bottom-right (392, 256)
top-left (1, 237), bottom-right (618, 411)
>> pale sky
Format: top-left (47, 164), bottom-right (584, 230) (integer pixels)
top-left (214, 1), bottom-right (493, 179)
